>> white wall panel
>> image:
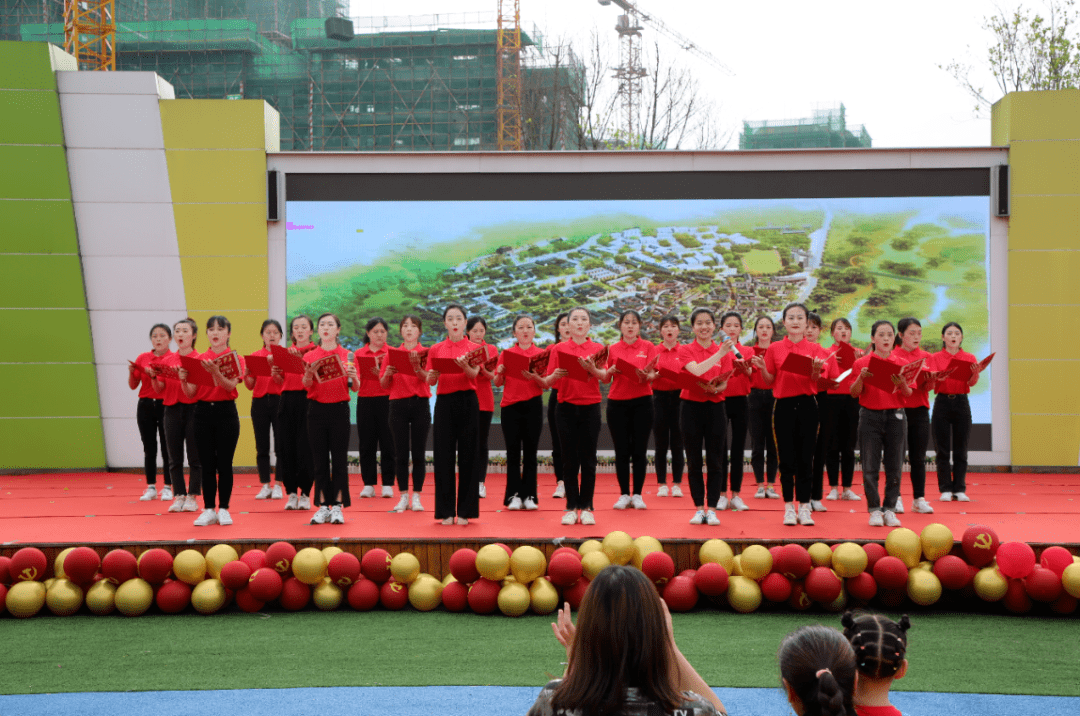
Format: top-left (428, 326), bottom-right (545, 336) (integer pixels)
top-left (58, 71), bottom-right (169, 97)
top-left (75, 202), bottom-right (180, 257)
top-left (66, 149), bottom-right (173, 204)
top-left (89, 310), bottom-right (191, 367)
top-left (83, 256), bottom-right (186, 311)
top-left (60, 94), bottom-right (166, 149)
top-left (102, 417), bottom-right (155, 469)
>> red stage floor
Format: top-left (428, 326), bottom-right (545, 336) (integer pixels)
top-left (1, 471), bottom-right (1078, 547)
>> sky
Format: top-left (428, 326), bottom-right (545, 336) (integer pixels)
top-left (347, 0), bottom-right (1009, 149)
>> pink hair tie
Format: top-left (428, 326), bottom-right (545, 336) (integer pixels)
top-left (816, 668), bottom-right (832, 678)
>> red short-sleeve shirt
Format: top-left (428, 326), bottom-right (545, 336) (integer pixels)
top-left (723, 343), bottom-right (753, 398)
top-left (930, 348), bottom-right (979, 395)
top-left (651, 342), bottom-right (684, 392)
top-left (891, 345), bottom-right (934, 408)
top-left (385, 344), bottom-right (431, 401)
top-left (354, 343), bottom-right (392, 398)
top-left (606, 338), bottom-right (656, 401)
top-left (474, 342), bottom-right (498, 412)
top-left (249, 347), bottom-right (283, 398)
top-left (198, 348), bottom-right (245, 402)
top-left (498, 344), bottom-right (544, 407)
top-left (282, 343), bottom-right (317, 392)
top-left (134, 351), bottom-right (168, 399)
top-left (303, 346), bottom-right (351, 404)
top-left (765, 337), bottom-right (827, 399)
top-left (850, 353), bottom-right (906, 411)
top-left (679, 340), bottom-right (735, 404)
top-left (426, 338), bottom-right (480, 396)
top-left (547, 339), bottom-right (602, 405)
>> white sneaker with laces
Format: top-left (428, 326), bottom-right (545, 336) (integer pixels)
top-left (613, 494), bottom-right (632, 510)
top-left (657, 485), bottom-right (669, 497)
top-left (689, 509), bottom-right (706, 525)
top-left (298, 495), bottom-right (311, 510)
top-left (912, 497), bottom-right (935, 514)
top-left (393, 495), bottom-right (409, 513)
top-left (553, 481), bottom-right (565, 499)
top-left (842, 488), bottom-right (862, 501)
top-left (884, 510), bottom-right (902, 527)
top-left (330, 505), bottom-right (344, 524)
top-left (671, 484), bottom-right (683, 497)
top-left (193, 508), bottom-right (218, 526)
top-left (271, 484), bottom-right (284, 499)
top-left (579, 510), bottom-right (595, 526)
top-left (705, 509), bottom-right (721, 526)
top-left (716, 495), bottom-right (729, 511)
top-left (765, 486), bottom-right (781, 499)
top-left (411, 494), bottom-right (424, 511)
top-left (825, 488), bottom-right (839, 501)
top-left (940, 491), bottom-right (953, 501)
top-left (140, 486), bottom-right (157, 501)
top-left (382, 485), bottom-right (394, 498)
top-left (359, 485), bottom-right (376, 498)
top-left (524, 497), bottom-right (538, 511)
top-left (798, 505), bottom-right (815, 526)
top-left (810, 500), bottom-right (827, 512)
top-left (508, 496), bottom-right (523, 510)
top-left (217, 508), bottom-right (233, 526)
top-left (168, 496), bottom-right (185, 513)
top-left (631, 494), bottom-right (647, 510)
top-left (478, 483), bottom-right (487, 498)
top-left (160, 486), bottom-right (173, 501)
top-left (731, 496), bottom-right (749, 511)
top-left (894, 497), bottom-right (905, 514)
top-left (783, 504), bottom-right (798, 526)
top-left (954, 492), bottom-right (970, 502)
top-left (255, 484), bottom-right (272, 500)
top-left (284, 494), bottom-right (299, 510)
top-left (310, 506), bottom-right (331, 524)
top-left (183, 495), bottom-right (199, 512)
top-left (561, 510), bottom-right (578, 525)
top-left (869, 510), bottom-right (885, 527)
top-left (754, 486), bottom-right (767, 499)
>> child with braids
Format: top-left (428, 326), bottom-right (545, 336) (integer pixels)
top-left (778, 624), bottom-right (858, 716)
top-left (841, 611), bottom-right (911, 716)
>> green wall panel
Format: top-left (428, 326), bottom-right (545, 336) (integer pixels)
top-left (0, 255), bottom-right (88, 308)
top-left (0, 418), bottom-right (106, 469)
top-left (0, 42), bottom-right (59, 91)
top-left (0, 146), bottom-right (72, 200)
top-left (0, 200), bottom-right (78, 253)
top-left (0, 88), bottom-right (64, 145)
top-left (0, 364), bottom-right (101, 418)
top-left (0, 309), bottom-right (94, 363)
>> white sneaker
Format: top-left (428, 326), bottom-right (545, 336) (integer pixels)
top-left (140, 486), bottom-right (157, 501)
top-left (705, 509), bottom-right (721, 526)
top-left (217, 508), bottom-right (233, 526)
top-left (940, 491), bottom-right (953, 502)
top-left (754, 486), bottom-right (767, 499)
top-left (478, 483), bottom-right (487, 498)
top-left (553, 481), bottom-right (565, 499)
top-left (912, 497), bottom-right (935, 514)
top-left (783, 504), bottom-right (798, 526)
top-left (561, 510), bottom-right (578, 525)
top-left (955, 492), bottom-right (970, 502)
top-left (765, 486), bottom-right (780, 499)
top-left (330, 505), bottom-right (344, 524)
top-left (716, 495), bottom-right (729, 511)
top-left (508, 496), bottom-right (523, 511)
top-left (183, 495), bottom-right (199, 512)
top-left (842, 488), bottom-right (862, 501)
top-left (657, 485), bottom-right (669, 497)
top-left (869, 510), bottom-right (885, 527)
top-left (411, 494), bottom-right (424, 512)
top-left (160, 486), bottom-right (173, 501)
top-left (884, 510), bottom-right (902, 527)
top-left (284, 494), bottom-right (299, 510)
top-left (798, 505), bottom-right (815, 526)
top-left (631, 494), bottom-right (647, 510)
top-left (298, 495), bottom-right (311, 510)
top-left (523, 497), bottom-right (538, 511)
top-left (168, 496), bottom-right (185, 513)
top-left (689, 509), bottom-right (706, 525)
top-left (359, 485), bottom-right (376, 498)
top-left (393, 495), bottom-right (409, 513)
top-left (382, 485), bottom-right (394, 498)
top-left (579, 510), bottom-right (595, 525)
top-left (271, 484), bottom-right (284, 499)
top-left (193, 508), bottom-right (218, 526)
top-left (825, 488), bottom-right (839, 501)
top-left (671, 484), bottom-right (683, 497)
top-left (310, 506), bottom-right (331, 524)
top-left (731, 496), bottom-right (749, 511)
top-left (810, 500), bottom-right (827, 513)
top-left (613, 494), bottom-right (632, 510)
top-left (441, 517), bottom-right (455, 525)
top-left (255, 484), bottom-right (272, 500)
top-left (895, 497), bottom-right (905, 514)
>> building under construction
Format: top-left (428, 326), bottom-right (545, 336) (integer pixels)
top-left (4, 0), bottom-right (582, 151)
top-left (739, 104), bottom-right (871, 150)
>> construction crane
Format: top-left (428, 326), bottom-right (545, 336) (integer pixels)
top-left (64, 0), bottom-right (117, 71)
top-left (496, 0), bottom-right (524, 151)
top-left (598, 0), bottom-right (732, 145)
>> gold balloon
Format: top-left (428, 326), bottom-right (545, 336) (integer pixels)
top-left (740, 545), bottom-right (773, 581)
top-left (314, 578), bottom-right (344, 611)
top-left (726, 576), bottom-right (762, 613)
top-left (632, 536), bottom-right (663, 570)
top-left (6, 580), bottom-right (47, 618)
top-left (1062, 563), bottom-right (1080, 598)
top-left (294, 548), bottom-right (330, 585)
top-left (407, 575), bottom-right (443, 612)
top-left (476, 545), bottom-right (510, 581)
top-left (204, 544), bottom-right (239, 580)
top-left (173, 549), bottom-right (207, 586)
top-left (115, 578), bottom-right (154, 616)
top-left (581, 550), bottom-right (611, 580)
top-left (86, 579), bottom-right (117, 615)
top-left (602, 531), bottom-right (635, 566)
top-left (321, 546), bottom-right (344, 562)
top-left (442, 572), bottom-right (458, 587)
top-left (46, 578), bottom-right (84, 616)
top-left (191, 578), bottom-right (226, 614)
top-left (699, 539), bottom-right (735, 572)
top-left (916, 560), bottom-right (934, 572)
top-left (510, 546), bottom-right (547, 584)
top-left (885, 528), bottom-right (922, 568)
top-left (973, 566), bottom-right (1008, 602)
top-left (578, 539), bottom-right (603, 556)
top-left (825, 587), bottom-right (849, 613)
top-left (529, 577), bottom-right (560, 615)
top-left (730, 554), bottom-right (743, 577)
top-left (907, 568), bottom-right (942, 606)
top-left (54, 547), bottom-right (75, 579)
top-left (832, 543), bottom-right (868, 579)
top-left (920, 523), bottom-right (955, 561)
top-left (498, 581), bottom-right (531, 617)
top-left (808, 543), bottom-right (834, 568)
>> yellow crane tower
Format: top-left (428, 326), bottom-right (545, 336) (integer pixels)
top-left (64, 0), bottom-right (117, 71)
top-left (496, 0), bottom-right (523, 151)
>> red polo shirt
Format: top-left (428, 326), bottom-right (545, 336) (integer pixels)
top-left (475, 342), bottom-right (498, 412)
top-left (679, 340), bottom-right (734, 404)
top-left (547, 339), bottom-right (602, 405)
top-left (765, 337), bottom-right (827, 399)
top-left (304, 346), bottom-right (351, 404)
top-left (198, 348), bottom-right (245, 402)
top-left (498, 344), bottom-right (544, 407)
top-left (281, 343), bottom-right (317, 392)
top-left (134, 351), bottom-right (168, 399)
top-left (891, 345), bottom-right (934, 408)
top-left (651, 342), bottom-right (684, 391)
top-left (724, 343), bottom-right (753, 398)
top-left (354, 344), bottom-right (391, 398)
top-left (931, 348), bottom-right (979, 394)
top-left (851, 353), bottom-right (906, 410)
top-left (385, 344), bottom-right (431, 401)
top-left (249, 347), bottom-right (283, 398)
top-left (426, 338), bottom-right (480, 396)
top-left (607, 338), bottom-right (656, 401)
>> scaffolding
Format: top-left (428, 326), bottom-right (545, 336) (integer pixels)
top-left (739, 103), bottom-right (872, 150)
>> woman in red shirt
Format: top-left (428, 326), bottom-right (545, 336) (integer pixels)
top-left (355, 317), bottom-right (396, 501)
top-left (244, 319), bottom-right (284, 501)
top-left (494, 315), bottom-right (547, 511)
top-left (747, 316), bottom-right (779, 499)
top-left (302, 313), bottom-right (356, 525)
top-left (275, 315), bottom-right (317, 511)
top-left (605, 310), bottom-right (656, 511)
top-left (157, 318), bottom-right (202, 513)
top-left (930, 321), bottom-right (982, 501)
top-left (850, 320), bottom-right (912, 528)
top-left (381, 315), bottom-right (431, 513)
top-left (821, 318), bottom-right (863, 503)
top-left (718, 311), bottom-right (753, 512)
top-left (427, 304), bottom-right (482, 525)
top-left (549, 312), bottom-right (570, 499)
top-left (130, 323), bottom-right (172, 502)
top-left (892, 317), bottom-right (936, 515)
top-left (651, 315), bottom-right (686, 498)
top-left (468, 316), bottom-right (498, 500)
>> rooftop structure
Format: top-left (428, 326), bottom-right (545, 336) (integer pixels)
top-left (739, 103), bottom-right (871, 150)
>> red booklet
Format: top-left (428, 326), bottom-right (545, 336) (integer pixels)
top-left (946, 352), bottom-right (995, 383)
top-left (386, 346), bottom-right (423, 376)
top-left (502, 350), bottom-right (533, 379)
top-left (897, 357), bottom-right (925, 386)
top-left (592, 344), bottom-right (609, 367)
top-left (753, 346), bottom-right (768, 357)
top-left (311, 354), bottom-right (346, 383)
top-left (432, 356), bottom-right (465, 374)
top-left (270, 344), bottom-right (307, 375)
top-left (464, 344), bottom-right (487, 368)
top-left (832, 341), bottom-right (861, 370)
top-left (863, 354), bottom-right (904, 394)
top-left (780, 352), bottom-right (816, 377)
top-left (482, 354), bottom-right (499, 372)
top-left (212, 351), bottom-right (243, 382)
top-left (615, 356), bottom-right (647, 384)
top-left (557, 349), bottom-right (593, 382)
top-left (245, 354), bottom-right (272, 378)
top-left (355, 354), bottom-right (380, 379)
top-left (529, 348), bottom-right (551, 374)
top-left (150, 359), bottom-right (180, 381)
top-left (179, 354), bottom-right (215, 387)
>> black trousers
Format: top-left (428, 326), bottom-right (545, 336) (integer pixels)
top-left (137, 397), bottom-right (169, 485)
top-left (652, 389), bottom-right (684, 485)
top-left (475, 409), bottom-right (493, 486)
top-left (307, 400), bottom-right (351, 507)
top-left (502, 396), bottom-right (543, 504)
top-left (277, 390), bottom-right (314, 497)
top-left (822, 394), bottom-right (858, 489)
top-left (904, 406), bottom-right (930, 499)
top-left (390, 396), bottom-right (430, 492)
top-left (556, 401), bottom-right (602, 511)
top-left (860, 406), bottom-right (906, 512)
top-left (811, 392), bottom-right (828, 500)
top-left (548, 389), bottom-right (562, 484)
top-left (681, 399), bottom-right (727, 508)
top-left (194, 401), bottom-right (240, 510)
top-left (749, 388), bottom-right (778, 484)
top-left (722, 395), bottom-right (748, 493)
top-left (251, 394), bottom-right (280, 485)
top-left (607, 395), bottom-right (653, 496)
top-left (357, 395), bottom-right (395, 487)
top-left (933, 394), bottom-right (971, 494)
top-left (773, 395), bottom-right (819, 503)
top-left (433, 390), bottom-right (480, 519)
top-left (163, 402), bottom-right (201, 496)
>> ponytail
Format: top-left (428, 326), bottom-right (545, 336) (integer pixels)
top-left (778, 625), bottom-right (857, 716)
top-left (816, 669), bottom-right (848, 716)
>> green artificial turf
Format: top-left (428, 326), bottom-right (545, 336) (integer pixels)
top-left (2, 610), bottom-right (1078, 696)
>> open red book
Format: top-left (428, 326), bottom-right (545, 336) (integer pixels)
top-left (432, 356), bottom-right (465, 374)
top-left (354, 354), bottom-right (380, 379)
top-left (179, 354), bottom-right (215, 387)
top-left (150, 359), bottom-right (180, 381)
top-left (832, 341), bottom-right (861, 370)
top-left (615, 356), bottom-right (648, 383)
top-left (897, 357), bottom-right (925, 387)
top-left (311, 354), bottom-right (346, 383)
top-left (502, 350), bottom-right (533, 379)
top-left (557, 349), bottom-right (594, 382)
top-left (211, 351), bottom-right (243, 382)
top-left (386, 346), bottom-right (424, 376)
top-left (862, 355), bottom-right (905, 394)
top-left (270, 344), bottom-right (307, 375)
top-left (779, 352), bottom-right (818, 377)
top-left (464, 344), bottom-right (488, 368)
top-left (946, 352), bottom-right (995, 383)
top-left (529, 348), bottom-right (551, 375)
top-left (245, 354), bottom-right (273, 378)
top-left (482, 354), bottom-right (499, 372)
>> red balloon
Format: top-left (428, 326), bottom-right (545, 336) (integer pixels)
top-left (155, 579), bottom-right (191, 614)
top-left (234, 588), bottom-right (265, 613)
top-left (547, 553), bottom-right (584, 588)
top-left (0, 556), bottom-right (13, 585)
top-left (1039, 546), bottom-right (1074, 577)
top-left (1051, 593), bottom-right (1078, 615)
top-left (846, 572), bottom-right (878, 602)
top-left (996, 542), bottom-right (1036, 580)
top-left (265, 542), bottom-right (297, 576)
top-left (493, 543), bottom-right (514, 557)
top-left (805, 567), bottom-right (842, 603)
top-left (862, 543), bottom-right (887, 572)
top-left (137, 548), bottom-right (173, 585)
top-left (219, 561), bottom-right (253, 591)
top-left (441, 581), bottom-right (470, 612)
top-left (961, 525), bottom-right (999, 567)
top-left (379, 579), bottom-right (409, 611)
top-left (641, 551), bottom-right (676, 588)
top-left (239, 549), bottom-right (268, 573)
top-left (662, 576), bottom-right (698, 612)
top-left (327, 552), bottom-right (361, 587)
top-left (761, 573), bottom-right (793, 602)
top-left (933, 555), bottom-right (972, 590)
top-left (64, 547), bottom-right (101, 585)
top-left (693, 562), bottom-right (729, 597)
top-left (775, 544), bottom-right (813, 580)
top-left (247, 568), bottom-right (283, 602)
top-left (872, 556), bottom-right (909, 590)
top-left (347, 578), bottom-right (380, 611)
top-left (768, 546), bottom-right (784, 573)
top-left (678, 569), bottom-right (697, 581)
top-left (449, 548), bottom-right (481, 584)
top-left (0, 583), bottom-right (7, 607)
top-left (551, 547), bottom-right (582, 562)
top-left (1023, 566), bottom-right (1062, 603)
top-left (788, 580), bottom-right (812, 611)
top-left (280, 577), bottom-right (311, 611)
top-left (1003, 578), bottom-right (1032, 614)
top-left (360, 548), bottom-right (392, 583)
top-left (10, 547), bottom-right (47, 583)
top-left (563, 577), bottom-right (590, 610)
top-left (101, 549), bottom-right (138, 585)
top-left (466, 577), bottom-right (501, 614)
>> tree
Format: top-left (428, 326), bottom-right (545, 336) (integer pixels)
top-left (942, 1), bottom-right (1080, 112)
